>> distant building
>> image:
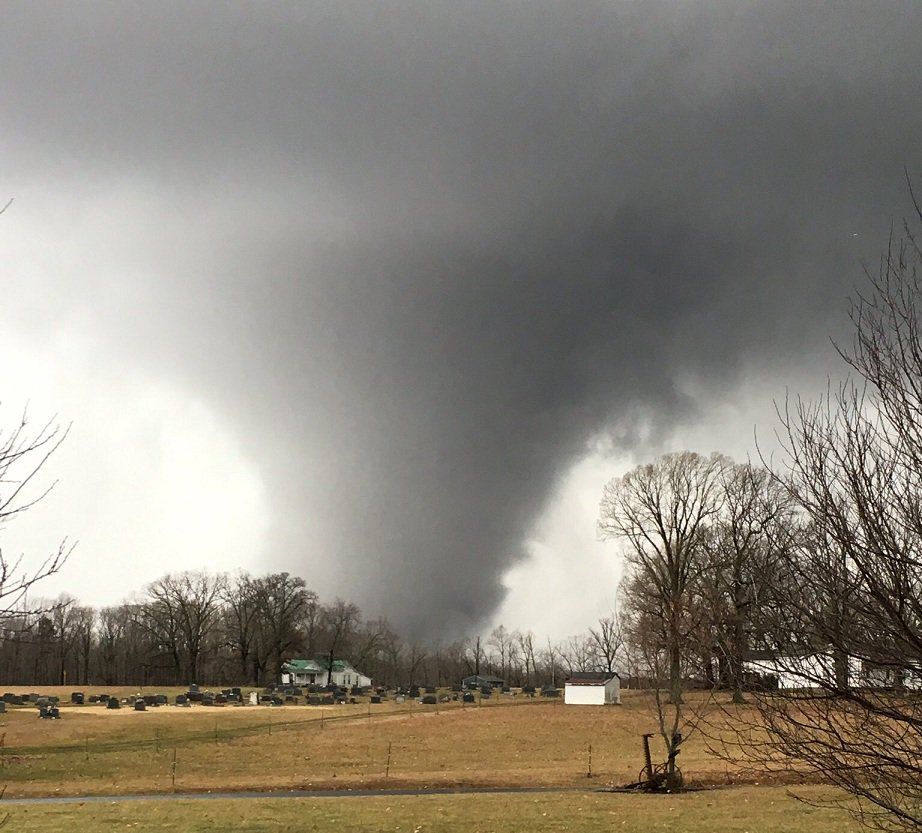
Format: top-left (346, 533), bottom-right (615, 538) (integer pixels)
top-left (564, 672), bottom-right (621, 705)
top-left (462, 674), bottom-right (505, 689)
top-left (743, 649), bottom-right (922, 691)
top-left (281, 658), bottom-right (371, 688)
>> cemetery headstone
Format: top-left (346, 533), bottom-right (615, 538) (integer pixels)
top-left (107, 697), bottom-right (120, 709)
top-left (422, 695), bottom-right (437, 705)
top-left (462, 692), bottom-right (475, 703)
top-left (249, 691), bottom-right (259, 705)
top-left (370, 695), bottom-right (381, 704)
top-left (134, 700), bottom-right (146, 711)
top-left (71, 692), bottom-right (85, 705)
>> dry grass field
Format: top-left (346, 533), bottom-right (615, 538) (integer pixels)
top-left (0, 686), bottom-right (848, 832)
top-left (0, 688), bottom-right (757, 797)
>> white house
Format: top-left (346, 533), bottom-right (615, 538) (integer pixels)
top-left (743, 650), bottom-right (864, 690)
top-left (281, 658), bottom-right (372, 688)
top-left (564, 672), bottom-right (621, 705)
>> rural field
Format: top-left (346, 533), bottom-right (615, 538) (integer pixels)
top-left (0, 686), bottom-right (853, 831)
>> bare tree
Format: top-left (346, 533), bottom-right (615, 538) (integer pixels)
top-left (518, 630), bottom-right (537, 686)
top-left (588, 611), bottom-right (625, 675)
top-left (320, 599), bottom-right (359, 686)
top-left (600, 451), bottom-right (728, 788)
top-left (699, 463), bottom-right (794, 702)
top-left (0, 407), bottom-right (73, 617)
top-left (141, 571), bottom-right (224, 684)
top-left (488, 625), bottom-right (513, 681)
top-left (253, 572), bottom-right (315, 681)
top-left (724, 199), bottom-right (922, 831)
top-left (221, 571), bottom-right (261, 683)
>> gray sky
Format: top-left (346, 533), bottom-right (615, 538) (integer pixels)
top-left (2, 2), bottom-right (921, 639)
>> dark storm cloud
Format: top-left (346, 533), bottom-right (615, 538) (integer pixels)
top-left (3, 2), bottom-right (922, 634)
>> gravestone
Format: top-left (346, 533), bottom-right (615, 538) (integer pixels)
top-left (421, 695), bottom-right (437, 705)
top-left (155, 694), bottom-right (168, 705)
top-left (0, 701), bottom-right (6, 713)
top-left (107, 697), bottom-right (120, 709)
top-left (8, 695), bottom-right (23, 706)
top-left (271, 696), bottom-right (284, 706)
top-left (522, 686), bottom-right (536, 695)
top-left (249, 691), bottom-right (259, 705)
top-left (134, 699), bottom-right (146, 711)
top-left (1, 693), bottom-right (12, 703)
top-left (462, 692), bottom-right (475, 703)
top-left (542, 688), bottom-right (559, 698)
top-left (395, 695), bottom-right (405, 704)
top-left (370, 695), bottom-right (381, 704)
top-left (71, 692), bottom-right (85, 705)
top-left (187, 690), bottom-right (203, 702)
top-left (321, 695), bottom-right (334, 705)
top-left (215, 694), bottom-right (227, 704)
top-left (175, 694), bottom-right (188, 705)
top-left (307, 695), bottom-right (321, 705)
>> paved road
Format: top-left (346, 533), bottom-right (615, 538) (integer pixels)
top-left (3, 785), bottom-right (592, 806)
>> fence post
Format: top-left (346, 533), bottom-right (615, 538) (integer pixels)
top-left (385, 741), bottom-right (392, 779)
top-left (171, 748), bottom-right (177, 792)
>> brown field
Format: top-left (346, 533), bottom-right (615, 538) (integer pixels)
top-left (0, 688), bottom-right (762, 797)
top-left (0, 687), bottom-right (858, 832)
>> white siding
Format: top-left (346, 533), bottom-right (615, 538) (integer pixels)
top-left (564, 677), bottom-right (620, 705)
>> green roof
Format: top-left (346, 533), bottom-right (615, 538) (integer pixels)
top-left (281, 659), bottom-right (324, 673)
top-left (282, 658), bottom-right (356, 673)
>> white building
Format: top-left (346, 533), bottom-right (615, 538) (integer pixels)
top-left (564, 672), bottom-right (621, 705)
top-left (280, 658), bottom-right (372, 689)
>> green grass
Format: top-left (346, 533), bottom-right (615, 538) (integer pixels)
top-left (3, 787), bottom-right (860, 833)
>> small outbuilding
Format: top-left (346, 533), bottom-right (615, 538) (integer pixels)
top-left (461, 674), bottom-right (505, 689)
top-left (564, 672), bottom-right (620, 705)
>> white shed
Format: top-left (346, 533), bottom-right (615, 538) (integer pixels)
top-left (564, 672), bottom-right (620, 705)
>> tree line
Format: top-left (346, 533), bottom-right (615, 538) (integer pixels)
top-left (0, 571), bottom-right (629, 690)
